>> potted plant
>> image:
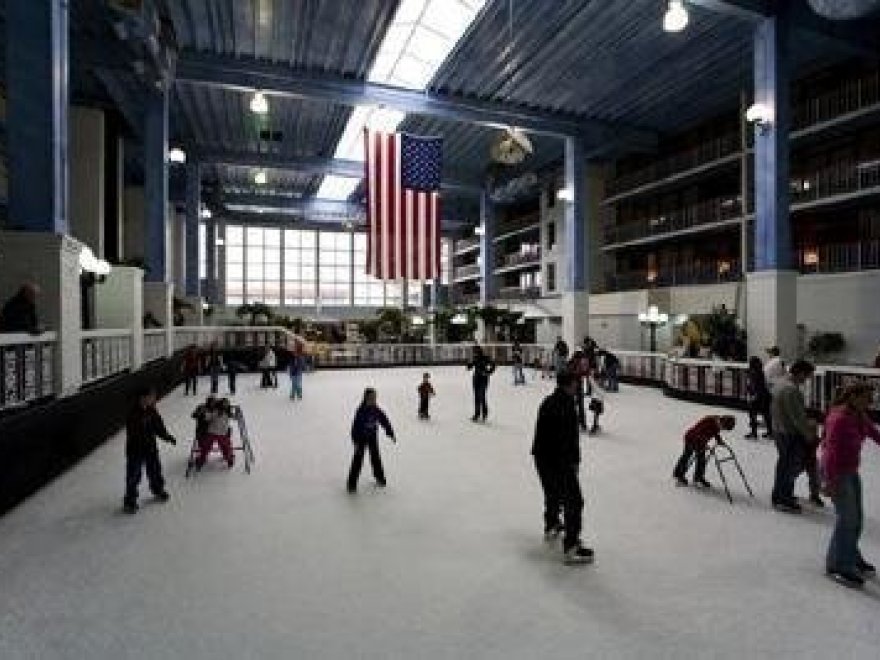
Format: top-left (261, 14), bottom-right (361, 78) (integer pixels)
top-left (807, 332), bottom-right (845, 363)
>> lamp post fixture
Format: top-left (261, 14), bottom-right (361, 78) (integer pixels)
top-left (639, 305), bottom-right (669, 353)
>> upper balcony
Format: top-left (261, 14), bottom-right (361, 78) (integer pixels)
top-left (602, 259), bottom-right (742, 293)
top-left (493, 211), bottom-right (541, 242)
top-left (452, 263), bottom-right (481, 282)
top-left (454, 236), bottom-right (480, 255)
top-left (494, 249), bottom-right (541, 274)
top-left (495, 286), bottom-right (541, 302)
top-left (790, 160), bottom-right (880, 212)
top-left (797, 240), bottom-right (880, 275)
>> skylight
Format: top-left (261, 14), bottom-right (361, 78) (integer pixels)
top-left (316, 0), bottom-right (486, 201)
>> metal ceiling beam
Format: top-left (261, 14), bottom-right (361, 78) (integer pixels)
top-left (175, 51), bottom-right (656, 145)
top-left (195, 148), bottom-right (483, 194)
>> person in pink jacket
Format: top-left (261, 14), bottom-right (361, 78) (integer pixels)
top-left (820, 382), bottom-right (880, 588)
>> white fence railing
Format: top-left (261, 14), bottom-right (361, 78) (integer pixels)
top-left (0, 332), bottom-right (56, 411)
top-left (143, 329), bottom-right (168, 363)
top-left (81, 329), bottom-right (133, 384)
top-left (311, 342), bottom-right (551, 368)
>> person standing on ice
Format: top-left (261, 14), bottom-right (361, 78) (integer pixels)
top-left (467, 345), bottom-right (496, 422)
top-left (531, 369), bottom-right (594, 565)
top-left (347, 388), bottom-right (396, 493)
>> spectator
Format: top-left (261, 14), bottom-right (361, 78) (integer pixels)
top-left (763, 346), bottom-right (786, 392)
top-left (770, 359), bottom-right (816, 514)
top-left (602, 350), bottom-right (620, 392)
top-left (182, 345), bottom-right (200, 396)
top-left (466, 345), bottom-right (496, 422)
top-left (551, 336), bottom-right (569, 375)
top-left (745, 356), bottom-right (772, 439)
top-left (0, 283), bottom-right (41, 334)
top-left (512, 340), bottom-right (525, 386)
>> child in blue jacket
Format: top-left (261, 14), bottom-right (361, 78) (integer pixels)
top-left (347, 388), bottom-right (395, 492)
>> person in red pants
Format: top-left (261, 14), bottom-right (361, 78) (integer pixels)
top-left (196, 398), bottom-right (235, 469)
top-left (673, 415), bottom-right (736, 488)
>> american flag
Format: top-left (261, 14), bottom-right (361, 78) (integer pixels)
top-left (364, 130), bottom-right (442, 281)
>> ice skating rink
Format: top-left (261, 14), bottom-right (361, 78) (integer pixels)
top-left (1, 366), bottom-right (878, 659)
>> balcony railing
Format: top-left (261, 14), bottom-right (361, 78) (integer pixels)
top-left (143, 329), bottom-right (168, 363)
top-left (496, 250), bottom-right (541, 269)
top-left (173, 326), bottom-right (294, 352)
top-left (793, 69), bottom-right (880, 131)
top-left (81, 330), bottom-right (133, 384)
top-left (451, 291), bottom-right (481, 306)
top-left (0, 332), bottom-right (56, 411)
top-left (791, 160), bottom-right (880, 207)
top-left (495, 286), bottom-right (541, 301)
top-left (453, 264), bottom-right (481, 280)
top-left (311, 342), bottom-right (551, 369)
top-left (604, 259), bottom-right (742, 292)
top-left (494, 212), bottom-right (540, 238)
top-left (454, 236), bottom-right (480, 253)
top-left (797, 240), bottom-right (880, 274)
top-left (604, 196), bottom-right (744, 246)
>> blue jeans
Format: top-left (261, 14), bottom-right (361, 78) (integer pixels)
top-left (513, 363), bottom-right (525, 385)
top-left (289, 371), bottom-right (303, 399)
top-left (827, 473), bottom-right (864, 573)
top-left (605, 364), bottom-right (619, 392)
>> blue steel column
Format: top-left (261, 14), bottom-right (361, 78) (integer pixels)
top-left (185, 161), bottom-right (201, 296)
top-left (6, 0), bottom-right (69, 233)
top-left (205, 220), bottom-right (217, 303)
top-left (564, 136), bottom-right (586, 292)
top-left (753, 15), bottom-right (791, 271)
top-left (478, 191), bottom-right (495, 306)
top-left (144, 89), bottom-right (169, 282)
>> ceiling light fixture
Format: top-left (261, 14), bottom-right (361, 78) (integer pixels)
top-left (168, 147), bottom-right (186, 163)
top-left (745, 103), bottom-right (774, 134)
top-left (250, 91), bottom-right (269, 114)
top-left (200, 208), bottom-right (213, 219)
top-left (254, 171), bottom-right (268, 185)
top-left (557, 188), bottom-right (574, 202)
top-left (663, 0), bottom-right (689, 32)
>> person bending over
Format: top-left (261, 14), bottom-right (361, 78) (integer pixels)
top-left (123, 386), bottom-right (176, 514)
top-left (673, 415), bottom-right (736, 488)
top-left (347, 388), bottom-right (395, 493)
top-left (531, 370), bottom-right (594, 565)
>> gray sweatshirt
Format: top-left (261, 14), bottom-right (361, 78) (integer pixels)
top-left (770, 379), bottom-right (811, 438)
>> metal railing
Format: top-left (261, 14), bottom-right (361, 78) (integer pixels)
top-left (791, 160), bottom-right (880, 206)
top-left (797, 240), bottom-right (880, 274)
top-left (453, 264), bottom-right (481, 280)
top-left (497, 251), bottom-right (541, 269)
top-left (173, 326), bottom-right (296, 352)
top-left (454, 237), bottom-right (480, 253)
top-left (143, 329), bottom-right (168, 363)
top-left (450, 291), bottom-right (481, 306)
top-left (603, 196), bottom-right (744, 246)
top-left (495, 286), bottom-right (542, 302)
top-left (311, 342), bottom-right (551, 369)
top-left (604, 259), bottom-right (742, 292)
top-left (81, 329), bottom-right (133, 384)
top-left (0, 332), bottom-right (56, 411)
top-left (793, 69), bottom-right (880, 130)
top-left (494, 212), bottom-right (540, 238)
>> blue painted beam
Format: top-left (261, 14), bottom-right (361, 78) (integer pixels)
top-left (479, 192), bottom-right (496, 306)
top-left (184, 161), bottom-right (201, 296)
top-left (144, 89), bottom-right (169, 282)
top-left (6, 0), bottom-right (69, 233)
top-left (205, 220), bottom-right (217, 303)
top-left (753, 14), bottom-right (791, 271)
top-left (175, 52), bottom-right (655, 144)
top-left (564, 137), bottom-right (586, 292)
top-left (196, 148), bottom-right (482, 194)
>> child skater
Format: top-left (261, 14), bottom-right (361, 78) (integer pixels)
top-left (196, 397), bottom-right (235, 469)
top-left (123, 385), bottom-right (177, 514)
top-left (347, 388), bottom-right (396, 493)
top-left (418, 373), bottom-right (435, 420)
top-left (673, 414), bottom-right (736, 487)
top-left (586, 372), bottom-right (604, 434)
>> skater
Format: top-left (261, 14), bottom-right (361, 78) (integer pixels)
top-left (770, 359), bottom-right (816, 513)
top-left (226, 357), bottom-right (245, 395)
top-left (467, 345), bottom-right (496, 422)
top-left (417, 373), bottom-right (435, 419)
top-left (206, 344), bottom-right (224, 395)
top-left (551, 336), bottom-right (569, 375)
top-left (821, 383), bottom-right (880, 588)
top-left (182, 345), bottom-right (200, 395)
top-left (745, 356), bottom-right (773, 439)
top-left (512, 340), bottom-right (525, 385)
top-left (123, 386), bottom-right (177, 514)
top-left (673, 414), bottom-right (736, 488)
top-left (601, 349), bottom-right (620, 392)
top-left (586, 372), bottom-right (604, 434)
top-left (191, 395), bottom-right (216, 445)
top-left (288, 347), bottom-right (305, 400)
top-left (347, 388), bottom-right (395, 492)
top-left (531, 369), bottom-right (594, 565)
top-left (196, 397), bottom-right (235, 469)
top-left (259, 346), bottom-right (277, 389)
top-left (764, 346), bottom-right (786, 392)
top-left (567, 350), bottom-right (590, 431)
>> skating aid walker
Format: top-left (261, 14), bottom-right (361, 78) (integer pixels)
top-left (689, 437), bottom-right (754, 505)
top-left (185, 404), bottom-right (256, 477)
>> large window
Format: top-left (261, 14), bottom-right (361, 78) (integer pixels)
top-left (199, 223), bottom-right (207, 281)
top-left (225, 226), bottom-right (245, 305)
top-left (319, 231), bottom-right (352, 305)
top-left (283, 229), bottom-right (317, 306)
top-left (245, 227), bottom-right (281, 305)
top-left (353, 233), bottom-right (385, 306)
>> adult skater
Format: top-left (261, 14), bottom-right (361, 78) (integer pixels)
top-left (288, 346), bottom-right (305, 400)
top-left (182, 345), bottom-right (200, 396)
top-left (673, 414), bottom-right (736, 487)
top-left (466, 345), bottom-right (496, 422)
top-left (770, 359), bottom-right (816, 513)
top-left (745, 356), bottom-right (773, 439)
top-left (764, 346), bottom-right (786, 392)
top-left (821, 383), bottom-right (880, 588)
top-left (512, 340), bottom-right (525, 385)
top-left (567, 349), bottom-right (590, 431)
top-left (347, 388), bottom-right (396, 493)
top-left (551, 336), bottom-right (569, 375)
top-left (123, 386), bottom-right (176, 514)
top-left (206, 344), bottom-right (224, 395)
top-left (531, 369), bottom-right (594, 564)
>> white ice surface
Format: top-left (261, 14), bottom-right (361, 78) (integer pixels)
top-left (1, 366), bottom-right (879, 660)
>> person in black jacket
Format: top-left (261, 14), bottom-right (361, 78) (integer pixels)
top-left (745, 355), bottom-right (773, 439)
top-left (123, 386), bottom-right (176, 514)
top-left (466, 345), bottom-right (496, 422)
top-left (531, 369), bottom-right (594, 565)
top-left (347, 388), bottom-right (396, 493)
top-left (0, 283), bottom-right (41, 334)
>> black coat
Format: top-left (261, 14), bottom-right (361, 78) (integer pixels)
top-left (0, 291), bottom-right (38, 333)
top-left (126, 405), bottom-right (174, 456)
top-left (467, 354), bottom-right (496, 385)
top-left (531, 388), bottom-right (580, 465)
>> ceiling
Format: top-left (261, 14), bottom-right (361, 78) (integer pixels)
top-left (49, 0), bottom-right (880, 228)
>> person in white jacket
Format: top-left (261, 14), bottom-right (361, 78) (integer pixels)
top-left (763, 346), bottom-right (786, 392)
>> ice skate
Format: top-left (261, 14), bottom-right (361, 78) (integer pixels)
top-left (563, 542), bottom-right (594, 565)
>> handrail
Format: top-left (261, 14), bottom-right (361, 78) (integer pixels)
top-left (81, 328), bottom-right (132, 339)
top-left (0, 331), bottom-right (57, 347)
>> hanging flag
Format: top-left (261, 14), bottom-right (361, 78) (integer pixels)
top-left (364, 129), bottom-right (442, 281)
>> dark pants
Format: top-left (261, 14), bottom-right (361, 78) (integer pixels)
top-left (228, 371), bottom-right (237, 394)
top-left (260, 369), bottom-right (273, 388)
top-left (827, 473), bottom-right (865, 573)
top-left (674, 443), bottom-right (707, 482)
top-left (124, 449), bottom-right (165, 506)
top-left (473, 381), bottom-right (488, 420)
top-left (347, 437), bottom-right (385, 490)
top-left (534, 457), bottom-right (583, 550)
top-left (748, 397), bottom-right (772, 436)
top-left (210, 368), bottom-right (220, 394)
top-left (804, 440), bottom-right (822, 498)
top-left (605, 364), bottom-right (619, 392)
top-left (418, 395), bottom-right (430, 418)
top-left (184, 372), bottom-right (198, 395)
top-left (772, 433), bottom-right (806, 506)
top-left (575, 383), bottom-right (587, 430)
